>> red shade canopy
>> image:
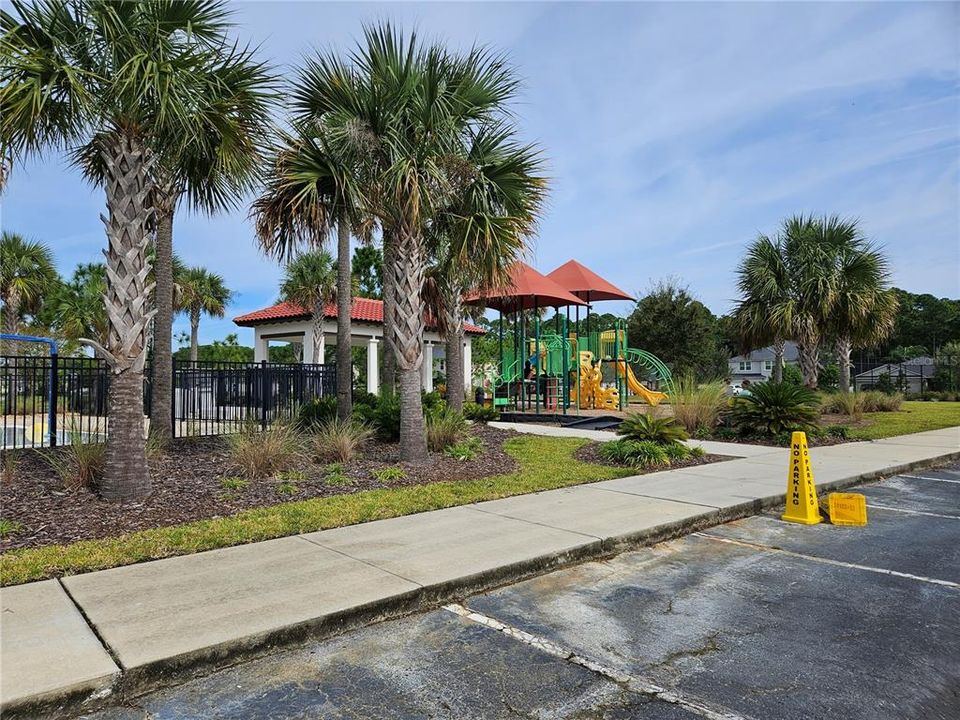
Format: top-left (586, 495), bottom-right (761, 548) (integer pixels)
top-left (463, 261), bottom-right (587, 312)
top-left (546, 260), bottom-right (634, 303)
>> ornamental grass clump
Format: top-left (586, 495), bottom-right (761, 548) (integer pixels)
top-left (426, 409), bottom-right (468, 452)
top-left (669, 377), bottom-right (728, 434)
top-left (228, 422), bottom-right (304, 480)
top-left (312, 419), bottom-right (373, 464)
top-left (45, 434), bottom-right (105, 490)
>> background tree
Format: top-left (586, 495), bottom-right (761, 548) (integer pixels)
top-left (0, 0), bottom-right (268, 500)
top-left (825, 231), bottom-right (897, 392)
top-left (0, 232), bottom-right (55, 354)
top-left (352, 245), bottom-right (383, 299)
top-left (627, 280), bottom-right (727, 381)
top-left (877, 289), bottom-right (960, 356)
top-left (278, 250), bottom-right (337, 365)
top-left (733, 234), bottom-right (793, 383)
top-left (177, 267), bottom-right (232, 363)
top-left (52, 263), bottom-right (109, 349)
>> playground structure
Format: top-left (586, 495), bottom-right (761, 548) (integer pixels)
top-left (464, 261), bottom-right (672, 416)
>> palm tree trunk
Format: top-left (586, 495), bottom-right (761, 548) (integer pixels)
top-left (772, 337), bottom-right (785, 384)
top-left (381, 230), bottom-right (396, 394)
top-left (795, 334), bottom-right (820, 389)
top-left (149, 187), bottom-right (178, 442)
top-left (336, 221), bottom-right (353, 420)
top-left (311, 306), bottom-right (324, 366)
top-left (390, 226), bottom-right (427, 461)
top-left (836, 335), bottom-right (853, 393)
top-left (444, 294), bottom-right (465, 412)
top-left (189, 310), bottom-right (200, 363)
top-left (98, 133), bottom-right (154, 502)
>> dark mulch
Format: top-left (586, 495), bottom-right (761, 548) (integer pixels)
top-left (573, 442), bottom-right (731, 471)
top-left (0, 424), bottom-right (519, 553)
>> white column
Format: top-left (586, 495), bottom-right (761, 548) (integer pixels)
top-left (421, 341), bottom-right (434, 392)
top-left (254, 332), bottom-right (268, 363)
top-left (366, 338), bottom-right (380, 394)
top-left (463, 337), bottom-right (473, 395)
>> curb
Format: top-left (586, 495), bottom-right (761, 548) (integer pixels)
top-left (5, 451), bottom-right (959, 719)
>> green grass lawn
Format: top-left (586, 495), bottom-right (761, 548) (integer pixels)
top-left (1, 435), bottom-right (632, 586)
top-left (847, 401), bottom-right (960, 440)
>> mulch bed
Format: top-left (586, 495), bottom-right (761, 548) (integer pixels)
top-left (0, 424), bottom-right (520, 553)
top-left (573, 442), bottom-right (730, 471)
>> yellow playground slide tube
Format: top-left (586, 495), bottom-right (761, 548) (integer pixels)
top-left (615, 360), bottom-right (667, 406)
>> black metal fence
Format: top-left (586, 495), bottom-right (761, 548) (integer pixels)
top-left (0, 356), bottom-right (335, 449)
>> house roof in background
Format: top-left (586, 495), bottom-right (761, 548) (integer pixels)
top-left (234, 298), bottom-right (485, 335)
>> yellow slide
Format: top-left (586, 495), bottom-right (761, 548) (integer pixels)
top-left (615, 360), bottom-right (667, 406)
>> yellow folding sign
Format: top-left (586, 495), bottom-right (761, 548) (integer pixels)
top-left (828, 493), bottom-right (868, 526)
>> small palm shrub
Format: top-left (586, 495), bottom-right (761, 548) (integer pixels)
top-left (296, 396), bottom-right (338, 430)
top-left (731, 382), bottom-right (819, 437)
top-left (312, 419), bottom-right (373, 463)
top-left (463, 402), bottom-right (499, 422)
top-left (598, 439), bottom-right (671, 469)
top-left (46, 435), bottom-right (105, 490)
top-left (426, 409), bottom-right (468, 452)
top-left (669, 377), bottom-right (728, 433)
top-left (617, 412), bottom-right (689, 443)
top-left (228, 422), bottom-right (304, 479)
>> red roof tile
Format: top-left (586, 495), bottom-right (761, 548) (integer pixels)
top-left (234, 298), bottom-right (485, 335)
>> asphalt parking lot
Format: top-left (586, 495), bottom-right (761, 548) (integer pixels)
top-left (83, 464), bottom-right (960, 720)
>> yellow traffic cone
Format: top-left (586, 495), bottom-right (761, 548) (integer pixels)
top-left (782, 431), bottom-right (822, 525)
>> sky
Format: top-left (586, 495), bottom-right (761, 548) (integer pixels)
top-left (3, 1), bottom-right (958, 347)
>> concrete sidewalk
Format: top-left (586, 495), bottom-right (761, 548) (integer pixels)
top-left (2, 425), bottom-right (958, 718)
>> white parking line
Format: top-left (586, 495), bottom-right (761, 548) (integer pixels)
top-left (443, 603), bottom-right (753, 720)
top-left (867, 503), bottom-right (959, 520)
top-left (900, 474), bottom-right (960, 485)
top-left (695, 533), bottom-right (960, 589)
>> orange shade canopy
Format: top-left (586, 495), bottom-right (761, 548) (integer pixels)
top-left (546, 259), bottom-right (634, 303)
top-left (463, 261), bottom-right (587, 312)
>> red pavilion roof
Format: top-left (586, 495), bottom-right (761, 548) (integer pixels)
top-left (463, 261), bottom-right (587, 312)
top-left (546, 260), bottom-right (634, 303)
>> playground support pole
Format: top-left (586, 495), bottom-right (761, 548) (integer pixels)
top-left (498, 310), bottom-right (503, 403)
top-left (575, 304), bottom-right (581, 412)
top-left (613, 321), bottom-right (621, 411)
top-left (561, 311), bottom-right (568, 415)
top-left (534, 298), bottom-right (540, 415)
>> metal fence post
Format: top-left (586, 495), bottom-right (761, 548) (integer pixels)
top-left (49, 350), bottom-right (58, 448)
top-left (260, 359), bottom-right (269, 431)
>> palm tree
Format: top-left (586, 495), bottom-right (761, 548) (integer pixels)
top-left (253, 124), bottom-right (364, 421)
top-left (278, 250), bottom-right (337, 365)
top-left (53, 263), bottom-right (109, 349)
top-left (425, 126), bottom-right (546, 410)
top-left (733, 234), bottom-right (792, 383)
top-left (0, 232), bottom-right (55, 354)
top-left (823, 222), bottom-right (897, 392)
top-left (177, 267), bottom-right (232, 363)
top-left (0, 0), bottom-right (271, 500)
top-left (284, 24), bottom-right (530, 460)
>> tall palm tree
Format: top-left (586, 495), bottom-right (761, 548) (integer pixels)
top-left (0, 232), bottom-right (55, 354)
top-left (253, 124), bottom-right (364, 421)
top-left (733, 234), bottom-right (792, 383)
top-left (823, 223), bottom-right (897, 392)
top-left (426, 126), bottom-right (546, 410)
top-left (177, 267), bottom-right (232, 363)
top-left (278, 250), bottom-right (337, 365)
top-left (286, 24), bottom-right (529, 460)
top-left (0, 0), bottom-right (270, 500)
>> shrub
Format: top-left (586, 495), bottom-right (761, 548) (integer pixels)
top-left (781, 363), bottom-right (804, 386)
top-left (426, 409), bottom-right (468, 452)
top-left (45, 435), bottom-right (105, 490)
top-left (312, 419), bottom-right (373, 464)
top-left (669, 377), bottom-right (728, 433)
top-left (730, 382), bottom-right (819, 437)
top-left (823, 424), bottom-right (849, 439)
top-left (662, 441), bottom-right (692, 462)
top-left (324, 463), bottom-right (352, 486)
top-left (688, 445), bottom-right (705, 459)
top-left (862, 390), bottom-right (903, 412)
top-left (275, 481), bottom-right (299, 496)
top-left (352, 391), bottom-right (379, 409)
top-left (444, 436), bottom-right (483, 461)
top-left (373, 466), bottom-right (407, 483)
top-left (371, 392), bottom-right (401, 440)
top-left (618, 412), bottom-right (689, 443)
top-left (463, 402), bottom-right (499, 422)
top-left (227, 422), bottom-right (303, 479)
top-left (0, 518), bottom-right (23, 539)
top-left (296, 396), bottom-right (338, 430)
top-left (422, 391), bottom-right (447, 416)
top-left (821, 392), bottom-right (866, 418)
top-left (598, 439), bottom-right (671, 469)
top-left (220, 476), bottom-right (249, 491)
